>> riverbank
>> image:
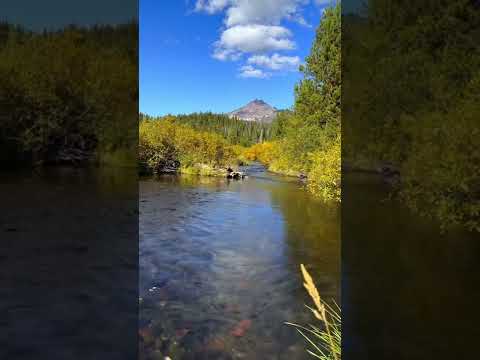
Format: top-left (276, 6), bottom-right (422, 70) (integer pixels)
top-left (139, 118), bottom-right (242, 176)
top-left (241, 136), bottom-right (341, 201)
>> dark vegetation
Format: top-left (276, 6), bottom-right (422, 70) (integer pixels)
top-left (0, 22), bottom-right (138, 167)
top-left (343, 0), bottom-right (480, 231)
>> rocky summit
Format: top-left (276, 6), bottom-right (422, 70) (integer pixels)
top-left (228, 99), bottom-right (278, 123)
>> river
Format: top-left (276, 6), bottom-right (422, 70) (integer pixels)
top-left (342, 172), bottom-right (480, 360)
top-left (3, 165), bottom-right (477, 359)
top-left (1, 167), bottom-right (138, 359)
top-left (139, 163), bottom-right (341, 359)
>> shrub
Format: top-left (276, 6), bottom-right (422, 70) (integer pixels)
top-left (139, 119), bottom-right (236, 175)
top-left (243, 141), bottom-right (278, 165)
top-left (0, 23), bottom-right (138, 165)
top-left (307, 135), bottom-right (341, 201)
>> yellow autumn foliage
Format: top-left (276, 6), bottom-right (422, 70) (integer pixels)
top-left (139, 119), bottom-right (237, 174)
top-left (307, 135), bottom-right (341, 202)
top-left (242, 141), bottom-right (278, 164)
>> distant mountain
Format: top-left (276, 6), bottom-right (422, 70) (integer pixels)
top-left (228, 99), bottom-right (278, 123)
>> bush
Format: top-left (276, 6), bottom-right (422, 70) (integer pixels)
top-left (343, 1), bottom-right (480, 231)
top-left (139, 119), bottom-right (236, 175)
top-left (0, 23), bottom-right (138, 165)
top-left (400, 97), bottom-right (480, 231)
top-left (242, 141), bottom-right (278, 165)
top-left (307, 135), bottom-right (341, 202)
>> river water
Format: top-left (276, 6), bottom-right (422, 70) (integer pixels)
top-left (342, 172), bottom-right (480, 360)
top-left (3, 165), bottom-right (477, 359)
top-left (1, 167), bottom-right (138, 359)
top-left (139, 164), bottom-right (341, 359)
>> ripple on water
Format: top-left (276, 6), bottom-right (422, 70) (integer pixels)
top-left (139, 171), bottom-right (340, 360)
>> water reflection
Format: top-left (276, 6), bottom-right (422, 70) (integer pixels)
top-left (1, 166), bottom-right (138, 359)
top-left (139, 165), bottom-right (340, 359)
top-left (342, 172), bottom-right (480, 360)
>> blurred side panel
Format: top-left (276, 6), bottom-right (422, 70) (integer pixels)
top-left (0, 1), bottom-right (139, 359)
top-left (342, 0), bottom-right (480, 359)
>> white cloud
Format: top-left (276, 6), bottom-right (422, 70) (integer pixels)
top-left (195, 0), bottom-right (308, 24)
top-left (239, 65), bottom-right (270, 79)
top-left (247, 53), bottom-right (300, 71)
top-left (195, 0), bottom-right (310, 79)
top-left (215, 24), bottom-right (295, 54)
top-left (292, 15), bottom-right (312, 27)
top-left (195, 0), bottom-right (232, 14)
top-left (212, 48), bottom-right (242, 61)
top-left (225, 0), bottom-right (309, 27)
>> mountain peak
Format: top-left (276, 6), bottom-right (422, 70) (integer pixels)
top-left (250, 98), bottom-right (266, 105)
top-left (228, 99), bottom-right (278, 123)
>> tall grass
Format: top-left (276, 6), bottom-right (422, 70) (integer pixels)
top-left (286, 264), bottom-right (341, 360)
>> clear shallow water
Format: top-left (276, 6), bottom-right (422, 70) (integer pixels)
top-left (139, 164), bottom-right (340, 360)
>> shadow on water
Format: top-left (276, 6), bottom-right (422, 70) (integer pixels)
top-left (139, 164), bottom-right (340, 360)
top-left (343, 172), bottom-right (480, 360)
top-left (1, 166), bottom-right (138, 360)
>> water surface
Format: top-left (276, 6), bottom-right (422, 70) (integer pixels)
top-left (1, 167), bottom-right (138, 360)
top-left (342, 172), bottom-right (480, 360)
top-left (139, 164), bottom-right (340, 359)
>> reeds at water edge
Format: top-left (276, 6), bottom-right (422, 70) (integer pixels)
top-left (286, 264), bottom-right (341, 360)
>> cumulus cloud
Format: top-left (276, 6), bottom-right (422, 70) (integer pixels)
top-left (195, 0), bottom-right (311, 78)
top-left (224, 0), bottom-right (309, 27)
top-left (196, 0), bottom-right (308, 25)
top-left (239, 65), bottom-right (270, 79)
top-left (247, 53), bottom-right (300, 70)
top-left (215, 24), bottom-right (295, 55)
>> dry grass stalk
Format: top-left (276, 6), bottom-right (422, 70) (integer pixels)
top-left (287, 264), bottom-right (341, 360)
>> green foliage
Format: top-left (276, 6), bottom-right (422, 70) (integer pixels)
top-left (139, 119), bottom-right (237, 175)
top-left (343, 0), bottom-right (480, 230)
top-left (255, 3), bottom-right (341, 201)
top-left (270, 110), bottom-right (295, 139)
top-left (140, 112), bottom-right (274, 147)
top-left (0, 23), bottom-right (138, 166)
top-left (400, 97), bottom-right (480, 232)
top-left (296, 4), bottom-right (341, 129)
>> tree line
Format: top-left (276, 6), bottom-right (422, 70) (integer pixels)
top-left (139, 112), bottom-right (290, 146)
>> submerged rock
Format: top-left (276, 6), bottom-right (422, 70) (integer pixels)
top-left (226, 171), bottom-right (246, 180)
top-left (230, 319), bottom-right (252, 337)
top-left (139, 327), bottom-right (154, 346)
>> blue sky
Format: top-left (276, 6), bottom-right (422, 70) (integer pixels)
top-left (140, 0), bottom-right (330, 116)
